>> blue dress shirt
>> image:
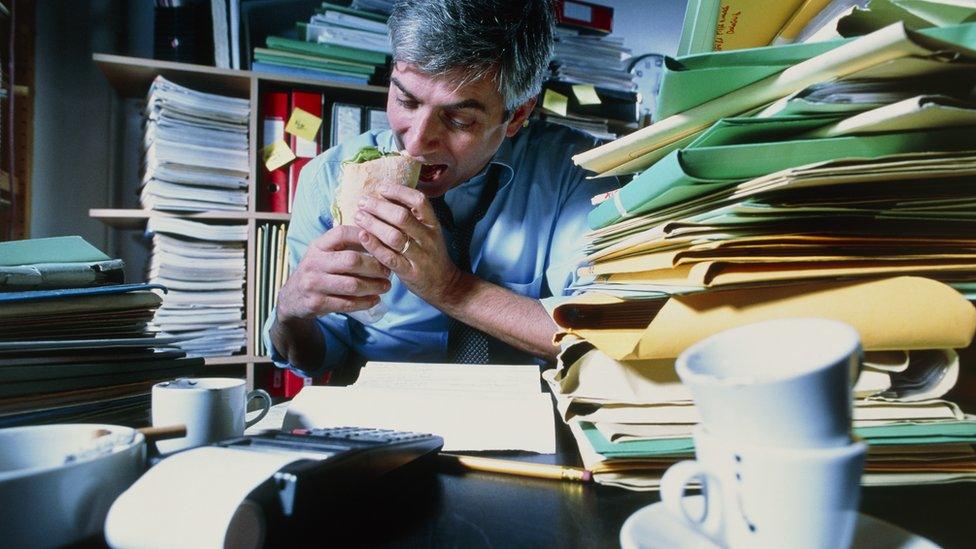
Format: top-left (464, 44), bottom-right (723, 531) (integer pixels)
top-left (263, 120), bottom-right (619, 374)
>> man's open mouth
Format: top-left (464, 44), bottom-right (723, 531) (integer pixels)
top-left (419, 164), bottom-right (448, 182)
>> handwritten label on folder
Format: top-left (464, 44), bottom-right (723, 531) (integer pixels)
top-left (285, 107), bottom-right (323, 143)
top-left (262, 139), bottom-right (296, 172)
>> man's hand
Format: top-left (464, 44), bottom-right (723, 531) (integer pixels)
top-left (275, 225), bottom-right (393, 323)
top-left (354, 184), bottom-right (465, 308)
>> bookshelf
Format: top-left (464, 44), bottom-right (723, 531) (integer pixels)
top-left (89, 53), bottom-right (388, 388)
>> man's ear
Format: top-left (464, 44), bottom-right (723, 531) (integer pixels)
top-left (505, 97), bottom-right (538, 138)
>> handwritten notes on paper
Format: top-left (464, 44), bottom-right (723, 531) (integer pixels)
top-left (285, 107), bottom-right (323, 143)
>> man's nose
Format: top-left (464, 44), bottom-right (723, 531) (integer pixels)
top-left (403, 110), bottom-right (441, 157)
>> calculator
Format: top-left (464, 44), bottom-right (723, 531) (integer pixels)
top-left (213, 427), bottom-right (444, 519)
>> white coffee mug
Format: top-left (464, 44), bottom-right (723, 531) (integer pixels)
top-left (152, 378), bottom-right (272, 453)
top-left (676, 317), bottom-right (862, 448)
top-left (661, 426), bottom-right (866, 549)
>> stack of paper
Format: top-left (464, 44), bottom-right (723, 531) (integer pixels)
top-left (0, 237), bottom-right (205, 427)
top-left (551, 28), bottom-right (635, 93)
top-left (145, 221), bottom-right (247, 358)
top-left (553, 21), bottom-right (976, 490)
top-left (141, 76), bottom-right (249, 213)
top-left (546, 337), bottom-right (976, 490)
top-left (253, 3), bottom-right (390, 85)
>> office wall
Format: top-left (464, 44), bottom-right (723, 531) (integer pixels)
top-left (605, 0), bottom-right (687, 57)
top-left (31, 1), bottom-right (152, 250)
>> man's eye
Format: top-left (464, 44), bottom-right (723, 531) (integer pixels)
top-left (396, 97), bottom-right (418, 109)
top-left (445, 116), bottom-right (474, 130)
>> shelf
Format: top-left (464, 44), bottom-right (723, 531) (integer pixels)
top-left (205, 355), bottom-right (272, 366)
top-left (93, 53), bottom-right (389, 99)
top-left (90, 208), bottom-right (290, 229)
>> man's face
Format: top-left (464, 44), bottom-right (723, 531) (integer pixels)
top-left (386, 63), bottom-right (534, 197)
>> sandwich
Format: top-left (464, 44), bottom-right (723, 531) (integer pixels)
top-left (333, 147), bottom-right (421, 225)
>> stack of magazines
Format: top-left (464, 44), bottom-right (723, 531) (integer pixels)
top-left (141, 76), bottom-right (249, 212)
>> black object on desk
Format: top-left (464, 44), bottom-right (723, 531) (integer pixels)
top-left (217, 427), bottom-right (444, 520)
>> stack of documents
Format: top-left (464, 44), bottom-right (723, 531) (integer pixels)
top-left (0, 236), bottom-right (205, 427)
top-left (141, 76), bottom-right (249, 213)
top-left (552, 20), bottom-right (976, 490)
top-left (145, 219), bottom-right (247, 358)
top-left (546, 336), bottom-right (976, 490)
top-left (551, 27), bottom-right (636, 93)
top-left (253, 3), bottom-right (390, 85)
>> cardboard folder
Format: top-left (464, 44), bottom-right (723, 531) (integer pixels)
top-left (574, 22), bottom-right (976, 176)
top-left (552, 276), bottom-right (976, 360)
top-left (587, 124), bottom-right (976, 229)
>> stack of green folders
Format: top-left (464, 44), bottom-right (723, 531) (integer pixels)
top-left (252, 3), bottom-right (390, 85)
top-left (548, 17), bottom-right (976, 490)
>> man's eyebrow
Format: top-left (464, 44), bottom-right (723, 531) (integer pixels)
top-left (390, 78), bottom-right (416, 100)
top-left (444, 98), bottom-right (488, 113)
top-left (391, 77), bottom-right (488, 114)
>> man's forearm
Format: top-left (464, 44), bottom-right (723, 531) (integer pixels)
top-left (437, 272), bottom-right (560, 361)
top-left (269, 314), bottom-right (327, 373)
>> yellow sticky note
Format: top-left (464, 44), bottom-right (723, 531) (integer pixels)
top-left (262, 139), bottom-right (296, 172)
top-left (285, 107), bottom-right (323, 143)
top-left (572, 84), bottom-right (602, 106)
top-left (543, 89), bottom-right (569, 117)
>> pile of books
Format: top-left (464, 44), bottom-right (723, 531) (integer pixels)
top-left (253, 3), bottom-right (391, 85)
top-left (141, 76), bottom-right (249, 212)
top-left (0, 236), bottom-right (203, 427)
top-left (550, 19), bottom-right (976, 489)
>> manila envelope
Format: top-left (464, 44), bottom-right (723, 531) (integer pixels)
top-left (553, 276), bottom-right (976, 360)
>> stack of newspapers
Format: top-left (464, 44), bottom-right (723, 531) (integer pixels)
top-left (145, 218), bottom-right (247, 358)
top-left (551, 20), bottom-right (976, 489)
top-left (141, 76), bottom-right (249, 213)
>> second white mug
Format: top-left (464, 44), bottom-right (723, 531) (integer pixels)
top-left (661, 426), bottom-right (866, 549)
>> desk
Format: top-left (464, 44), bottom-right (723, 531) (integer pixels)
top-left (265, 419), bottom-right (975, 549)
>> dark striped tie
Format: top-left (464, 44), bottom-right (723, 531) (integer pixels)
top-left (430, 167), bottom-right (500, 364)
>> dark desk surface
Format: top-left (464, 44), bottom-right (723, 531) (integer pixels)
top-left (273, 418), bottom-right (975, 549)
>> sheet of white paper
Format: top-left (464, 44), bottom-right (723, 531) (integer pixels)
top-left (285, 385), bottom-right (556, 453)
top-left (355, 361), bottom-right (541, 394)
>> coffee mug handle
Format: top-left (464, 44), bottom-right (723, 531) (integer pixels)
top-left (661, 460), bottom-right (724, 536)
top-left (244, 389), bottom-right (272, 428)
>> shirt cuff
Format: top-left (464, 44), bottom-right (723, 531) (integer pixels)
top-left (263, 309), bottom-right (349, 378)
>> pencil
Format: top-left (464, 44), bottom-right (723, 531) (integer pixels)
top-left (442, 454), bottom-right (592, 482)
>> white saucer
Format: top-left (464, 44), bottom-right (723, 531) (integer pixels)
top-left (620, 496), bottom-right (939, 549)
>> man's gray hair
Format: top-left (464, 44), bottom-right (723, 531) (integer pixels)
top-left (389, 0), bottom-right (555, 114)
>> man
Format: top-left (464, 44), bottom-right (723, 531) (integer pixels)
top-left (265, 0), bottom-right (619, 376)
